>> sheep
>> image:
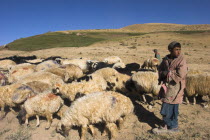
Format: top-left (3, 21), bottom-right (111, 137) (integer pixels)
top-left (60, 64), bottom-right (83, 83)
top-left (87, 60), bottom-right (112, 72)
top-left (94, 68), bottom-right (119, 81)
top-left (87, 60), bottom-right (126, 73)
top-left (17, 93), bottom-right (64, 129)
top-left (185, 73), bottom-right (210, 107)
top-left (112, 62), bottom-right (126, 69)
top-left (56, 91), bottom-right (134, 140)
top-left (77, 68), bottom-right (130, 94)
top-left (12, 81), bottom-right (52, 104)
top-left (126, 71), bottom-right (161, 105)
top-left (141, 58), bottom-right (159, 72)
top-left (16, 71), bottom-right (64, 86)
top-left (93, 68), bottom-right (130, 93)
top-left (45, 67), bottom-right (66, 81)
top-left (8, 63), bottom-right (36, 83)
top-left (103, 56), bottom-right (122, 64)
top-left (53, 73), bottom-right (107, 101)
top-left (0, 83), bottom-right (22, 119)
top-left (35, 60), bottom-right (60, 72)
top-left (55, 58), bottom-right (91, 73)
top-left (76, 68), bottom-right (119, 90)
top-left (0, 81), bottom-right (52, 119)
top-left (111, 73), bottom-right (131, 94)
top-left (0, 59), bottom-right (16, 71)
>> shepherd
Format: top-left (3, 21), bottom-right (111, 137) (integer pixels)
top-left (152, 41), bottom-right (188, 134)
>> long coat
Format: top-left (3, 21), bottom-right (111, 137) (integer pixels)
top-left (158, 54), bottom-right (188, 104)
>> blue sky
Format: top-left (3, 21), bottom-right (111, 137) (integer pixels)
top-left (0, 0), bottom-right (210, 45)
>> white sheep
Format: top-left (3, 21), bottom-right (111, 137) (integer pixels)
top-left (93, 68), bottom-right (130, 93)
top-left (60, 64), bottom-right (84, 83)
top-left (112, 62), bottom-right (126, 69)
top-left (103, 56), bottom-right (122, 64)
top-left (185, 73), bottom-right (210, 107)
top-left (112, 73), bottom-right (131, 94)
top-left (126, 71), bottom-right (161, 105)
top-left (94, 67), bottom-right (119, 80)
top-left (0, 83), bottom-right (22, 118)
top-left (12, 81), bottom-right (52, 104)
top-left (56, 91), bottom-right (134, 140)
top-left (77, 68), bottom-right (119, 90)
top-left (55, 58), bottom-right (91, 73)
top-left (16, 71), bottom-right (64, 86)
top-left (0, 59), bottom-right (16, 71)
top-left (35, 60), bottom-right (60, 72)
top-left (0, 81), bottom-right (53, 119)
top-left (141, 58), bottom-right (159, 72)
top-left (8, 63), bottom-right (36, 83)
top-left (17, 93), bottom-right (64, 129)
top-left (53, 73), bottom-right (107, 101)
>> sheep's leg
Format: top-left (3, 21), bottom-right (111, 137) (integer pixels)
top-left (117, 117), bottom-right (124, 130)
top-left (204, 102), bottom-right (209, 108)
top-left (0, 105), bottom-right (6, 120)
top-left (102, 125), bottom-right (109, 136)
top-left (185, 96), bottom-right (190, 104)
top-left (45, 114), bottom-right (53, 129)
top-left (106, 123), bottom-right (118, 140)
top-left (36, 115), bottom-right (40, 127)
top-left (9, 107), bottom-right (18, 115)
top-left (89, 125), bottom-right (96, 137)
top-left (141, 94), bottom-right (147, 104)
top-left (80, 125), bottom-right (87, 140)
top-left (204, 95), bottom-right (210, 108)
top-left (25, 114), bottom-right (30, 126)
top-left (192, 96), bottom-right (196, 105)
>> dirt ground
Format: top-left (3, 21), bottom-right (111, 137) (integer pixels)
top-left (0, 32), bottom-right (210, 140)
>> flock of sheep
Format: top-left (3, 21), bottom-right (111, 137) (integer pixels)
top-left (0, 55), bottom-right (209, 140)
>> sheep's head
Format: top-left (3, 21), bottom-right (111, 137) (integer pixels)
top-left (52, 83), bottom-right (62, 94)
top-left (64, 72), bottom-right (70, 83)
top-left (55, 58), bottom-right (62, 65)
top-left (56, 122), bottom-right (71, 137)
top-left (12, 85), bottom-right (35, 104)
top-left (86, 60), bottom-right (99, 71)
top-left (17, 107), bottom-right (27, 125)
top-left (103, 58), bottom-right (108, 64)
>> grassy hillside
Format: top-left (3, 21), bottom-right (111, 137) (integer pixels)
top-left (6, 23), bottom-right (210, 51)
top-left (7, 32), bottom-right (145, 51)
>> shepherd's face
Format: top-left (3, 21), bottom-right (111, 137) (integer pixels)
top-left (170, 47), bottom-right (181, 58)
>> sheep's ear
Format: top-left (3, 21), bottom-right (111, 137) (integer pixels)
top-left (116, 78), bottom-right (119, 82)
top-left (53, 87), bottom-right (60, 94)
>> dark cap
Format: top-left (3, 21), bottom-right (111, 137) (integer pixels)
top-left (168, 41), bottom-right (181, 51)
top-left (153, 49), bottom-right (158, 52)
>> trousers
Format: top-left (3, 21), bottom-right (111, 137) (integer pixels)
top-left (160, 102), bottom-right (179, 129)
